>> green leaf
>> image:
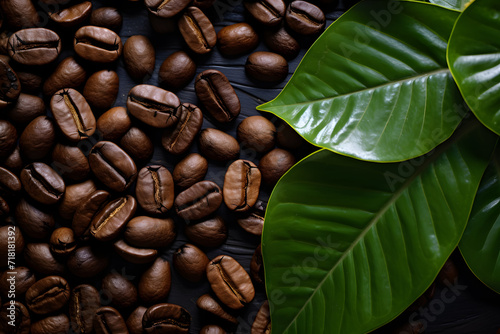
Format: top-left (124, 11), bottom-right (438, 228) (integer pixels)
top-left (459, 150), bottom-right (500, 294)
top-left (447, 0), bottom-right (500, 136)
top-left (257, 0), bottom-right (464, 163)
top-left (429, 0), bottom-right (470, 11)
top-left (263, 119), bottom-right (496, 334)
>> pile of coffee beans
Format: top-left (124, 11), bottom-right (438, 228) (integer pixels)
top-left (0, 0), bottom-right (332, 332)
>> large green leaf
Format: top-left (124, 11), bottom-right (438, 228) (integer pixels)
top-left (257, 1), bottom-right (464, 163)
top-left (460, 150), bottom-right (500, 293)
top-left (447, 0), bottom-right (500, 136)
top-left (262, 119), bottom-right (496, 334)
top-left (427, 0), bottom-right (470, 11)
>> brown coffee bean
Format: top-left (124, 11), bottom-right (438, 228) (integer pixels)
top-left (237, 200), bottom-right (266, 236)
top-left (0, 196), bottom-right (8, 217)
top-left (7, 93), bottom-right (45, 126)
top-left (262, 25), bottom-right (300, 60)
top-left (89, 141), bottom-right (137, 192)
top-left (58, 179), bottom-right (96, 220)
top-left (17, 71), bottom-right (43, 94)
top-left (175, 180), bottom-right (223, 221)
top-left (146, 0), bottom-right (191, 18)
top-left (178, 7), bottom-right (216, 54)
top-left (138, 257), bottom-right (171, 304)
top-left (31, 314), bottom-right (70, 334)
top-left (173, 153), bottom-right (208, 190)
top-left (285, 1), bottom-right (325, 35)
top-left (244, 0), bottom-right (285, 26)
top-left (69, 284), bottom-right (101, 334)
top-left (74, 26), bottom-right (123, 63)
top-left (43, 56), bottom-right (87, 96)
top-left (51, 143), bottom-right (90, 182)
top-left (97, 106), bottom-right (132, 141)
top-left (124, 216), bottom-right (176, 248)
top-left (223, 159), bottom-right (261, 212)
top-left (195, 70), bottom-right (241, 123)
top-left (199, 128), bottom-right (240, 162)
top-left (1, 145), bottom-right (22, 173)
top-left (90, 195), bottom-right (137, 242)
top-left (246, 51), bottom-right (288, 82)
top-left (15, 198), bottom-right (54, 239)
top-left (49, 227), bottom-right (77, 256)
top-left (136, 165), bottom-right (175, 215)
top-left (19, 116), bottom-right (55, 161)
top-left (185, 216), bottom-right (227, 248)
top-left (161, 103), bottom-right (203, 155)
top-left (83, 70), bottom-right (119, 111)
top-left (158, 51), bottom-right (196, 91)
top-left (25, 276), bottom-right (70, 315)
top-left (127, 84), bottom-right (180, 128)
top-left (197, 294), bottom-right (238, 326)
top-left (0, 267), bottom-right (35, 299)
top-left (127, 306), bottom-right (147, 334)
top-left (250, 244), bottom-right (264, 285)
top-left (237, 116), bottom-right (276, 153)
top-left (124, 35), bottom-right (155, 81)
top-left (113, 239), bottom-right (158, 264)
top-left (143, 303), bottom-right (191, 334)
top-left (102, 272), bottom-right (137, 309)
top-left (251, 301), bottom-right (270, 334)
top-left (94, 306), bottom-right (128, 334)
top-left (21, 162), bottom-right (65, 205)
top-left (0, 301), bottom-right (30, 334)
top-left (217, 23), bottom-right (259, 56)
top-left (207, 255), bottom-right (255, 309)
top-left (173, 243), bottom-right (209, 282)
top-left (24, 243), bottom-right (65, 276)
top-left (0, 120), bottom-right (17, 158)
top-left (8, 28), bottom-right (61, 65)
top-left (0, 0), bottom-right (40, 30)
top-left (49, 1), bottom-right (93, 28)
top-left (259, 148), bottom-right (296, 184)
top-left (0, 166), bottom-right (21, 196)
top-left (67, 245), bottom-right (110, 278)
top-left (0, 225), bottom-right (23, 264)
top-left (120, 126), bottom-right (154, 162)
top-left (0, 57), bottom-right (20, 109)
top-left (89, 7), bottom-right (122, 33)
top-left (72, 190), bottom-right (111, 240)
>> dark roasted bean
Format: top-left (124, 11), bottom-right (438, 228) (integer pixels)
top-left (0, 120), bottom-right (17, 158)
top-left (102, 272), bottom-right (138, 310)
top-left (178, 7), bottom-right (216, 54)
top-left (173, 243), bottom-right (209, 282)
top-left (83, 70), bottom-right (119, 111)
top-left (8, 28), bottom-right (61, 65)
top-left (246, 51), bottom-right (288, 82)
top-left (19, 116), bottom-right (55, 161)
top-left (89, 7), bottom-right (122, 33)
top-left (113, 239), bottom-right (158, 264)
top-left (31, 313), bottom-right (70, 334)
top-left (67, 245), bottom-right (110, 278)
top-left (198, 128), bottom-right (240, 162)
top-left (285, 0), bottom-right (325, 35)
top-left (143, 303), bottom-right (191, 334)
top-left (145, 0), bottom-right (191, 18)
top-left (161, 103), bottom-right (203, 155)
top-left (262, 25), bottom-right (300, 60)
top-left (158, 51), bottom-right (196, 91)
top-left (90, 195), bottom-right (137, 242)
top-left (123, 35), bottom-right (155, 81)
top-left (127, 306), bottom-right (147, 334)
top-left (93, 306), bottom-right (128, 334)
top-left (0, 57), bottom-right (20, 109)
top-left (24, 243), bottom-right (65, 276)
top-left (136, 165), bottom-right (175, 215)
top-left (25, 276), bottom-right (70, 315)
top-left (119, 127), bottom-right (154, 162)
top-left (43, 56), bottom-right (87, 97)
top-left (97, 106), bottom-right (132, 141)
top-left (250, 244), bottom-right (264, 285)
top-left (49, 1), bottom-right (93, 28)
top-left (51, 143), bottom-right (90, 182)
top-left (0, 0), bottom-right (40, 29)
top-left (259, 148), bottom-right (296, 185)
top-left (72, 190), bottom-right (111, 240)
top-left (138, 257), bottom-right (171, 304)
top-left (175, 181), bottom-right (223, 221)
top-left (0, 166), bottom-right (21, 197)
top-left (251, 301), bottom-right (271, 334)
top-left (197, 294), bottom-right (238, 326)
top-left (0, 301), bottom-right (30, 334)
top-left (173, 153), bottom-right (208, 190)
top-left (185, 216), bottom-right (227, 248)
top-left (217, 23), bottom-right (259, 57)
top-left (58, 179), bottom-right (96, 220)
top-left (15, 198), bottom-right (55, 239)
top-left (0, 225), bottom-right (24, 263)
top-left (0, 267), bottom-right (35, 299)
top-left (237, 116), bottom-right (276, 153)
top-left (223, 160), bottom-right (261, 212)
top-left (124, 216), bottom-right (176, 248)
top-left (237, 200), bottom-right (266, 236)
top-left (74, 26), bottom-right (123, 63)
top-left (20, 162), bottom-right (65, 205)
top-left (244, 0), bottom-right (285, 26)
top-left (7, 93), bottom-right (45, 126)
top-left (49, 227), bottom-right (77, 256)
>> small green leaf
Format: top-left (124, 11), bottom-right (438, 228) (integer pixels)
top-left (263, 119), bottom-right (496, 334)
top-left (258, 0), bottom-right (463, 162)
top-left (447, 0), bottom-right (500, 136)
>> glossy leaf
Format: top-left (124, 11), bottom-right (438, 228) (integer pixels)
top-left (460, 150), bottom-right (500, 293)
top-left (263, 119), bottom-right (496, 334)
top-left (448, 0), bottom-right (500, 136)
top-left (257, 1), bottom-right (463, 162)
top-left (428, 0), bottom-right (470, 11)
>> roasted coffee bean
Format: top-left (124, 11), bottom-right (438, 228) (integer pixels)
top-left (1, 145), bottom-right (23, 172)
top-left (124, 35), bottom-right (155, 81)
top-left (173, 243), bottom-right (209, 282)
top-left (51, 143), bottom-right (90, 182)
top-left (74, 26), bottom-right (123, 63)
top-left (143, 303), bottom-right (191, 334)
top-left (72, 190), bottom-right (111, 240)
top-left (262, 25), bottom-right (300, 60)
top-left (58, 179), bottom-right (96, 220)
top-left (0, 57), bottom-right (20, 109)
top-left (259, 148), bottom-right (296, 184)
top-left (195, 70), bottom-right (241, 123)
top-left (0, 267), bottom-right (35, 299)
top-left (15, 198), bottom-right (55, 239)
top-left (43, 56), bottom-right (87, 96)
top-left (49, 227), bottom-right (77, 256)
top-left (223, 160), bottom-right (261, 212)
top-left (207, 255), bottom-right (255, 309)
top-left (178, 7), bottom-right (216, 54)
top-left (90, 195), bottom-right (137, 242)
top-left (196, 294), bottom-right (238, 326)
top-left (0, 225), bottom-right (23, 263)
top-left (127, 84), bottom-right (180, 128)
top-left (136, 165), bottom-right (175, 215)
top-left (0, 120), bottom-right (17, 158)
top-left (173, 153), bottom-right (208, 189)
top-left (127, 306), bottom-right (147, 334)
top-left (237, 200), bottom-right (266, 236)
top-left (24, 243), bottom-right (65, 276)
top-left (25, 276), bottom-right (70, 315)
top-left (0, 166), bottom-right (21, 196)
top-left (199, 128), bottom-right (240, 162)
top-left (438, 258), bottom-right (458, 285)
top-left (67, 245), bottom-right (110, 278)
top-left (124, 216), bottom-right (176, 248)
top-left (251, 301), bottom-right (270, 334)
top-left (0, 196), bottom-right (8, 217)
top-left (17, 71), bottom-right (43, 93)
top-left (69, 285), bottom-right (101, 334)
top-left (94, 307), bottom-right (128, 334)
top-left (175, 180), bottom-right (223, 221)
top-left (89, 141), bottom-right (137, 192)
top-left (138, 257), bottom-right (171, 304)
top-left (250, 244), bottom-right (264, 285)
top-left (83, 70), bottom-right (119, 110)
top-left (49, 1), bottom-right (93, 28)
top-left (185, 216), bottom-right (227, 248)
top-left (158, 51), bottom-right (196, 91)
top-left (51, 88), bottom-right (96, 141)
top-left (246, 51), bottom-right (288, 82)
top-left (19, 116), bottom-right (56, 161)
top-left (97, 106), bottom-right (132, 141)
top-left (102, 272), bottom-right (138, 309)
top-left (200, 325), bottom-right (227, 334)
top-left (113, 239), bottom-right (158, 264)
top-left (285, 1), bottom-right (325, 35)
top-left (120, 127), bottom-right (154, 162)
top-left (237, 116), bottom-right (276, 153)
top-left (217, 23), bottom-right (259, 56)
top-left (7, 93), bottom-right (45, 126)
top-left (0, 0), bottom-right (40, 30)
top-left (89, 7), bottom-right (123, 33)
top-left (162, 103), bottom-right (203, 155)
top-left (21, 162), bottom-right (65, 205)
top-left (146, 0), bottom-right (191, 18)
top-left (8, 28), bottom-right (61, 65)
top-left (244, 0), bottom-right (285, 26)
top-left (0, 301), bottom-right (30, 334)
top-left (31, 314), bottom-right (70, 334)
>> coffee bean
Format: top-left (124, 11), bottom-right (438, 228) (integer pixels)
top-left (102, 272), bottom-right (138, 310)
top-left (0, 196), bottom-right (8, 217)
top-left (83, 70), bottom-right (119, 111)
top-left (89, 7), bottom-right (122, 33)
top-left (200, 325), bottom-right (227, 334)
top-left (197, 294), bottom-right (238, 326)
top-left (250, 244), bottom-right (264, 285)
top-left (0, 267), bottom-right (35, 299)
top-left (67, 245), bottom-right (110, 278)
top-left (8, 28), bottom-right (61, 65)
top-left (199, 128), bottom-right (240, 162)
top-left (90, 195), bottom-right (137, 242)
top-left (237, 200), bottom-right (266, 235)
top-left (0, 301), bottom-right (30, 334)
top-left (74, 26), bottom-right (123, 63)
top-left (51, 143), bottom-right (90, 182)
top-left (89, 141), bottom-right (137, 192)
top-left (262, 25), bottom-right (300, 60)
top-left (285, 0), bottom-right (325, 35)
top-left (49, 1), bottom-right (93, 28)
top-left (0, 225), bottom-right (23, 263)
top-left (19, 116), bottom-right (55, 161)
top-left (0, 166), bottom-right (21, 197)
top-left (120, 126), bottom-right (154, 162)
top-left (24, 243), bottom-right (65, 276)
top-left (17, 71), bottom-right (43, 94)
top-left (124, 216), bottom-right (176, 248)
top-left (143, 303), bottom-right (191, 334)
top-left (127, 84), bottom-right (180, 128)
top-left (124, 35), bottom-right (155, 81)
top-left (25, 276), bottom-right (70, 315)
top-left (195, 70), bottom-right (241, 123)
top-left (0, 57), bottom-right (20, 109)
top-left (246, 51), bottom-right (288, 82)
top-left (178, 7), bottom-right (217, 54)
top-left (259, 148), bottom-right (296, 184)
top-left (15, 198), bottom-right (54, 239)
top-left (438, 258), bottom-right (458, 286)
top-left (69, 285), bottom-right (101, 334)
top-left (49, 227), bottom-right (77, 256)
top-left (244, 0), bottom-right (285, 26)
top-left (0, 0), bottom-right (40, 30)
top-left (173, 153), bottom-right (208, 189)
top-left (223, 159), bottom-right (261, 212)
top-left (138, 257), bottom-right (172, 304)
top-left (185, 215), bottom-right (227, 248)
top-left (21, 162), bottom-right (65, 205)
top-left (126, 306), bottom-right (147, 334)
top-left (1, 145), bottom-right (22, 173)
top-left (0, 120), bottom-right (17, 158)
top-left (237, 116), bottom-right (276, 153)
top-left (72, 190), bottom-right (111, 240)
top-left (145, 0), bottom-right (191, 18)
top-left (58, 179), bottom-right (96, 220)
top-left (97, 106), bottom-right (132, 141)
top-left (113, 239), bottom-right (158, 264)
top-left (43, 56), bottom-right (87, 97)
top-left (136, 165), bottom-right (175, 215)
top-left (94, 306), bottom-right (128, 334)
top-left (7, 93), bottom-right (45, 126)
top-left (174, 243), bottom-right (209, 282)
top-left (162, 103), bottom-right (203, 155)
top-left (175, 180), bottom-right (223, 221)
top-left (251, 301), bottom-right (270, 334)
top-left (217, 23), bottom-right (259, 57)
top-left (31, 313), bottom-right (70, 334)
top-left (206, 255), bottom-right (255, 309)
top-left (158, 51), bottom-right (196, 91)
